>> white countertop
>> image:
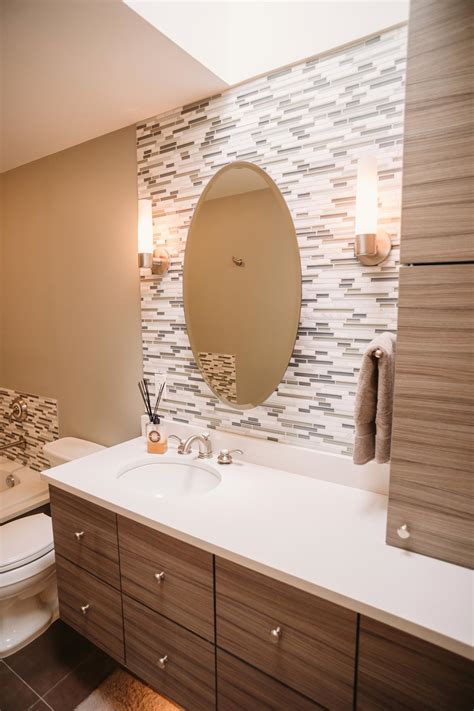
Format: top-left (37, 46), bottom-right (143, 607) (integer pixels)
top-left (41, 437), bottom-right (473, 659)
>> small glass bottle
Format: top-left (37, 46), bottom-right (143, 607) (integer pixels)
top-left (146, 419), bottom-right (168, 454)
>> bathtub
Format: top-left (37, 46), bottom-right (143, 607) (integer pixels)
top-left (0, 457), bottom-right (49, 524)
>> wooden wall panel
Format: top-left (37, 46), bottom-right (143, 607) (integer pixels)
top-left (400, 0), bottom-right (474, 263)
top-left (386, 265), bottom-right (474, 567)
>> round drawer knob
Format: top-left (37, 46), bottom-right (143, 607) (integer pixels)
top-left (75, 531), bottom-right (85, 541)
top-left (157, 655), bottom-right (168, 669)
top-left (80, 604), bottom-right (90, 615)
top-left (270, 626), bottom-right (282, 642)
top-left (397, 524), bottom-right (411, 540)
top-left (154, 571), bottom-right (165, 583)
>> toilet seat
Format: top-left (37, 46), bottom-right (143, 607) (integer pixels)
top-left (0, 514), bottom-right (54, 574)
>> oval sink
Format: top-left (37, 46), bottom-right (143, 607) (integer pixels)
top-left (116, 457), bottom-right (221, 499)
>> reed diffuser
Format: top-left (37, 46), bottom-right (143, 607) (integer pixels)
top-left (138, 379), bottom-right (167, 454)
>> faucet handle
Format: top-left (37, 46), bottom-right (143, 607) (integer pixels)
top-left (168, 434), bottom-right (185, 454)
top-left (217, 449), bottom-right (243, 465)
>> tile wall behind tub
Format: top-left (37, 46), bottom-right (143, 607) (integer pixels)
top-left (137, 26), bottom-right (406, 456)
top-left (0, 387), bottom-right (59, 471)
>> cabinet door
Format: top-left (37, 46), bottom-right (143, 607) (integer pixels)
top-left (50, 486), bottom-right (120, 588)
top-left (55, 555), bottom-right (124, 663)
top-left (123, 595), bottom-right (216, 711)
top-left (217, 649), bottom-right (322, 711)
top-left (118, 515), bottom-right (214, 641)
top-left (386, 265), bottom-right (474, 568)
top-left (357, 617), bottom-right (473, 710)
top-left (216, 557), bottom-right (357, 711)
top-left (400, 0), bottom-right (474, 264)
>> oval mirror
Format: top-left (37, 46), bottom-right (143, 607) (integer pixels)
top-left (184, 161), bottom-right (301, 409)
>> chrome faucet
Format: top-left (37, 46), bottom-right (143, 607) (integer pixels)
top-left (181, 432), bottom-right (213, 459)
top-left (168, 434), bottom-right (186, 454)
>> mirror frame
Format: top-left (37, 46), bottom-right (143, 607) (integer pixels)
top-left (183, 161), bottom-right (302, 410)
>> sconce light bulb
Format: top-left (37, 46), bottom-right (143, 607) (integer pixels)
top-left (138, 198), bottom-right (154, 254)
top-left (355, 155), bottom-right (378, 235)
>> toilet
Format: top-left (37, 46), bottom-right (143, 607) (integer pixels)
top-left (0, 437), bottom-right (105, 658)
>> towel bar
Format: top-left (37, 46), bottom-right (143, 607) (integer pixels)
top-left (374, 348), bottom-right (383, 358)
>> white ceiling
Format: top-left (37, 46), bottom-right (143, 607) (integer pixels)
top-left (0, 0), bottom-right (409, 174)
top-left (126, 1), bottom-right (409, 85)
top-left (0, 0), bottom-right (227, 173)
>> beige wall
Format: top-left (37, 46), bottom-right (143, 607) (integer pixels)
top-left (0, 126), bottom-right (143, 446)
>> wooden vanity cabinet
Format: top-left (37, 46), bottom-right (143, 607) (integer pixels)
top-left (217, 648), bottom-right (323, 711)
top-left (50, 486), bottom-right (120, 588)
top-left (399, 0), bottom-right (474, 264)
top-left (215, 557), bottom-right (357, 711)
top-left (123, 595), bottom-right (216, 711)
top-left (55, 555), bottom-right (125, 663)
top-left (51, 488), bottom-right (472, 711)
top-left (118, 515), bottom-right (214, 641)
top-left (386, 265), bottom-right (474, 568)
top-left (356, 617), bottom-right (474, 711)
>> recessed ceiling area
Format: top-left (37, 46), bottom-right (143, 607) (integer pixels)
top-left (0, 0), bottom-right (227, 173)
top-left (125, 1), bottom-right (409, 85)
top-left (0, 0), bottom-right (409, 173)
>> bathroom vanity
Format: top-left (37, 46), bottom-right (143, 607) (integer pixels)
top-left (43, 437), bottom-right (473, 710)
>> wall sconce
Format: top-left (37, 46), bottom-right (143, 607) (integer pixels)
top-left (137, 198), bottom-right (169, 276)
top-left (354, 156), bottom-right (391, 266)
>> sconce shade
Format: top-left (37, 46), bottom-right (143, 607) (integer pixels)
top-left (355, 155), bottom-right (378, 235)
top-left (138, 199), bottom-right (153, 254)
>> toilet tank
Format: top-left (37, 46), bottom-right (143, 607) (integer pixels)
top-left (43, 437), bottom-right (105, 467)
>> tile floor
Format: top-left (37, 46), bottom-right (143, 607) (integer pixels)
top-left (1, 621), bottom-right (116, 711)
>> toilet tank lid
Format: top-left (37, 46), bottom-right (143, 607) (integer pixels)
top-left (0, 514), bottom-right (54, 573)
top-left (43, 437), bottom-right (105, 462)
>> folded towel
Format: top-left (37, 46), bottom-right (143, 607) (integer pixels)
top-left (353, 332), bottom-right (396, 465)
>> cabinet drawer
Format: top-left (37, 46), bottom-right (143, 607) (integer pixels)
top-left (118, 516), bottom-right (214, 641)
top-left (50, 486), bottom-right (120, 588)
top-left (357, 616), bottom-right (474, 710)
top-left (56, 554), bottom-right (124, 663)
top-left (217, 649), bottom-right (322, 711)
top-left (215, 558), bottom-right (356, 711)
top-left (123, 594), bottom-right (215, 711)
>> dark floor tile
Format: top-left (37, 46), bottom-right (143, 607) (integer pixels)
top-left (0, 661), bottom-right (41, 711)
top-left (29, 700), bottom-right (52, 711)
top-left (5, 620), bottom-right (94, 696)
top-left (43, 647), bottom-right (117, 711)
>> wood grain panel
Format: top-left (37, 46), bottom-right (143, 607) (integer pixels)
top-left (357, 616), bottom-right (474, 710)
top-left (215, 557), bottom-right (357, 711)
top-left (386, 265), bottom-right (474, 568)
top-left (118, 516), bottom-right (214, 641)
top-left (123, 594), bottom-right (215, 711)
top-left (49, 486), bottom-right (120, 588)
top-left (400, 0), bottom-right (474, 264)
top-left (55, 554), bottom-right (124, 663)
top-left (217, 649), bottom-right (322, 711)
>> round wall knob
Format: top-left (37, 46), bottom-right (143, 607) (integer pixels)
top-left (75, 531), bottom-right (85, 541)
top-left (270, 626), bottom-right (282, 642)
top-left (80, 604), bottom-right (90, 615)
top-left (397, 524), bottom-right (411, 540)
top-left (154, 571), bottom-right (165, 583)
top-left (157, 655), bottom-right (168, 669)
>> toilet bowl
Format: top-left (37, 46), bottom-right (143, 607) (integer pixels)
top-left (0, 514), bottom-right (58, 657)
top-left (0, 437), bottom-right (105, 657)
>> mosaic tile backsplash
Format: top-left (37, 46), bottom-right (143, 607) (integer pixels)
top-left (0, 387), bottom-right (59, 471)
top-left (137, 26), bottom-right (406, 457)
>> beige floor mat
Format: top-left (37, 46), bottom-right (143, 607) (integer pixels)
top-left (75, 668), bottom-right (181, 711)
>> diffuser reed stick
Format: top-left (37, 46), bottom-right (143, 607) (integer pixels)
top-left (138, 379), bottom-right (165, 425)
